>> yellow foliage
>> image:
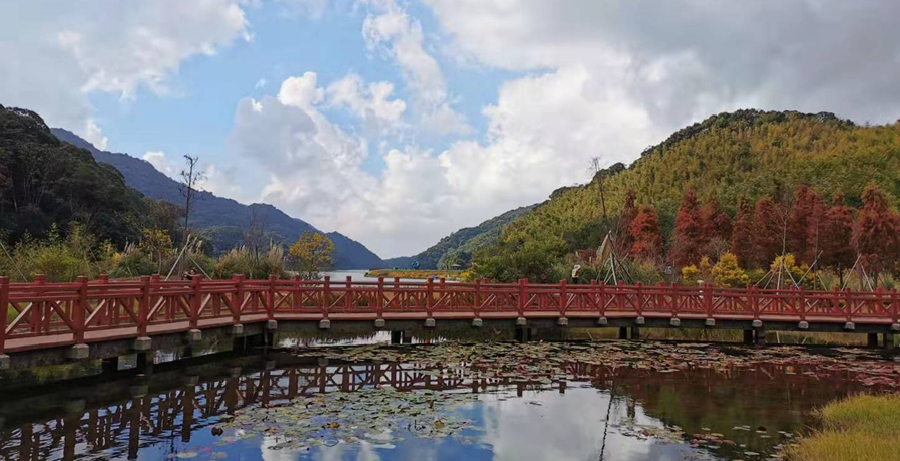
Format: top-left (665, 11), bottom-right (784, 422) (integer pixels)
top-left (681, 265), bottom-right (700, 283)
top-left (289, 231), bottom-right (334, 280)
top-left (712, 252), bottom-right (749, 287)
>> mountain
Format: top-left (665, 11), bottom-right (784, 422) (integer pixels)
top-left (51, 128), bottom-right (383, 269)
top-left (382, 256), bottom-right (413, 268)
top-left (475, 109), bottom-right (900, 281)
top-left (404, 205), bottom-right (536, 269)
top-left (0, 105), bottom-right (150, 245)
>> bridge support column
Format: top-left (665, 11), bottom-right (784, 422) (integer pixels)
top-left (743, 329), bottom-right (754, 345)
top-left (0, 354), bottom-right (9, 371)
top-left (630, 327), bottom-right (640, 340)
top-left (391, 330), bottom-right (405, 344)
top-left (135, 352), bottom-right (153, 376)
top-left (66, 343), bottom-right (90, 361)
top-left (867, 333), bottom-right (879, 348)
top-left (618, 327), bottom-right (628, 340)
top-left (882, 333), bottom-right (895, 350)
top-left (101, 356), bottom-right (119, 374)
top-left (754, 328), bottom-right (767, 346)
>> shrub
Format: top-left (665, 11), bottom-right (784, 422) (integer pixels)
top-left (711, 252), bottom-right (749, 287)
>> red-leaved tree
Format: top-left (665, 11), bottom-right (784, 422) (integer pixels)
top-left (702, 198), bottom-right (733, 241)
top-left (752, 196), bottom-right (783, 267)
top-left (630, 204), bottom-right (663, 261)
top-left (730, 197), bottom-right (754, 267)
top-left (852, 185), bottom-right (900, 276)
top-left (671, 188), bottom-right (707, 267)
top-left (786, 184), bottom-right (824, 265)
top-left (617, 189), bottom-right (638, 253)
top-left (820, 193), bottom-right (855, 281)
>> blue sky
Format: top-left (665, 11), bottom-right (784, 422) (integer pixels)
top-left (2, 0), bottom-right (900, 257)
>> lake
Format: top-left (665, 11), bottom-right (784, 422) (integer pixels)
top-left (1, 337), bottom-right (897, 461)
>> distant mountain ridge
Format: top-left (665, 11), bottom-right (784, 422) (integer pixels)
top-left (51, 128), bottom-right (383, 269)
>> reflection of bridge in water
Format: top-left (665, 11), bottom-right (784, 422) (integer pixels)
top-left (0, 353), bottom-right (866, 461)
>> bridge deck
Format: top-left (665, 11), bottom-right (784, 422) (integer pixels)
top-left (1, 274), bottom-right (898, 358)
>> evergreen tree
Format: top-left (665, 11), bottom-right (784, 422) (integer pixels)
top-left (752, 196), bottom-right (783, 267)
top-left (820, 193), bottom-right (855, 280)
top-left (852, 185), bottom-right (900, 276)
top-left (617, 189), bottom-right (638, 252)
top-left (702, 198), bottom-right (732, 241)
top-left (671, 188), bottom-right (707, 267)
top-left (730, 197), bottom-right (754, 267)
top-left (786, 184), bottom-right (824, 265)
top-left (629, 204), bottom-right (663, 261)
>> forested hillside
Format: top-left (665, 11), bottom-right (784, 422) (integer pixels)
top-left (0, 105), bottom-right (160, 246)
top-left (51, 129), bottom-right (383, 269)
top-left (475, 109), bottom-right (900, 283)
top-left (405, 205), bottom-right (536, 269)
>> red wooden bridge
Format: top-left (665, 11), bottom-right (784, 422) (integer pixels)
top-left (1, 274), bottom-right (899, 367)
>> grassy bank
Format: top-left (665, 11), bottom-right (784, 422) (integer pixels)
top-left (364, 269), bottom-right (465, 280)
top-left (787, 394), bottom-right (900, 461)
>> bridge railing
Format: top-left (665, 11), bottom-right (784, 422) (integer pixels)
top-left (1, 275), bottom-right (898, 353)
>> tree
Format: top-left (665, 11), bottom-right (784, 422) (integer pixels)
top-left (629, 204), bottom-right (662, 261)
top-left (819, 193), bottom-right (855, 281)
top-left (752, 196), bottom-right (783, 267)
top-left (289, 231), bottom-right (334, 280)
top-left (852, 185), bottom-right (900, 276)
top-left (244, 208), bottom-right (268, 268)
top-left (141, 228), bottom-right (173, 273)
top-left (617, 189), bottom-right (638, 252)
top-left (701, 198), bottom-right (732, 241)
top-left (730, 197), bottom-right (754, 267)
top-left (178, 154), bottom-right (206, 244)
top-left (670, 188), bottom-right (707, 267)
top-left (786, 184), bottom-right (823, 264)
top-left (712, 252), bottom-right (749, 287)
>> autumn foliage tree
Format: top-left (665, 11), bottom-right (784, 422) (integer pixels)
top-left (786, 184), bottom-right (823, 264)
top-left (617, 189), bottom-right (638, 253)
top-left (730, 197), bottom-right (754, 267)
top-left (670, 188), bottom-right (707, 267)
top-left (702, 198), bottom-right (732, 241)
top-left (752, 196), bottom-right (783, 267)
top-left (629, 204), bottom-right (663, 261)
top-left (819, 193), bottom-right (855, 278)
top-left (289, 231), bottom-right (335, 280)
top-left (852, 185), bottom-right (900, 276)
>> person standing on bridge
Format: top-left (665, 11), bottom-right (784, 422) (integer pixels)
top-left (571, 264), bottom-right (582, 284)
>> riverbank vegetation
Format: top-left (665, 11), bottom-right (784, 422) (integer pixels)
top-left (473, 110), bottom-right (900, 288)
top-left (787, 394), bottom-right (900, 461)
top-left (364, 269), bottom-right (465, 280)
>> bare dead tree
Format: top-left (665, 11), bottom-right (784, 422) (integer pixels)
top-left (178, 155), bottom-right (206, 245)
top-left (244, 208), bottom-right (269, 270)
top-left (589, 157), bottom-right (610, 223)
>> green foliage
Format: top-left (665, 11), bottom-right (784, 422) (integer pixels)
top-left (475, 109), bottom-right (900, 281)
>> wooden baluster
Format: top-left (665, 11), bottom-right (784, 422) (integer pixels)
top-left (474, 278), bottom-right (482, 315)
top-left (345, 276), bottom-right (352, 311)
top-left (292, 275), bottom-right (301, 311)
top-left (439, 277), bottom-right (446, 310)
top-left (268, 274), bottom-right (277, 319)
top-left (190, 274), bottom-right (202, 330)
top-left (33, 274), bottom-right (46, 334)
top-left (150, 274), bottom-right (160, 323)
top-left (138, 276), bottom-right (150, 337)
top-left (426, 277), bottom-right (434, 317)
top-left (518, 278), bottom-right (527, 318)
top-left (892, 288), bottom-right (899, 326)
top-left (323, 276), bottom-right (331, 319)
top-left (703, 283), bottom-right (712, 319)
top-left (0, 276), bottom-right (8, 355)
top-left (635, 282), bottom-right (643, 317)
top-left (232, 274), bottom-right (244, 324)
top-left (377, 277), bottom-right (384, 319)
top-left (98, 273), bottom-right (110, 326)
top-left (798, 286), bottom-right (806, 322)
top-left (74, 276), bottom-right (87, 343)
top-left (559, 279), bottom-right (567, 316)
top-left (598, 281), bottom-right (606, 318)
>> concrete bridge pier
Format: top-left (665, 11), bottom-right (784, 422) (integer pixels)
top-left (135, 352), bottom-right (153, 376)
top-left (743, 329), bottom-right (754, 344)
top-left (883, 333), bottom-right (895, 350)
top-left (630, 327), bottom-right (641, 340)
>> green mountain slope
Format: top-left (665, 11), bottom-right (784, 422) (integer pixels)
top-left (476, 109), bottom-right (900, 281)
top-left (0, 105), bottom-right (149, 246)
top-left (406, 205), bottom-right (536, 269)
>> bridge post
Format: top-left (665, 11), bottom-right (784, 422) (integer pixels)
top-left (189, 274), bottom-right (201, 338)
top-left (426, 277), bottom-right (435, 324)
top-left (323, 276), bottom-right (331, 321)
top-left (0, 276), bottom-right (8, 368)
top-left (518, 278), bottom-right (527, 319)
top-left (137, 276), bottom-right (150, 338)
top-left (559, 279), bottom-right (567, 317)
top-left (867, 333), bottom-right (879, 348)
top-left (376, 277), bottom-right (385, 324)
top-left (268, 274), bottom-right (278, 320)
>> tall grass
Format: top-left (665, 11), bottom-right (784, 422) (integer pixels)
top-left (787, 394), bottom-right (900, 461)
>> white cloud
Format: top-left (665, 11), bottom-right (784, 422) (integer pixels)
top-left (326, 73), bottom-right (407, 131)
top-left (277, 72), bottom-right (325, 109)
top-left (142, 151), bottom-right (177, 179)
top-left (361, 0), bottom-right (470, 135)
top-left (0, 0), bottom-right (251, 145)
top-left (84, 119), bottom-right (108, 151)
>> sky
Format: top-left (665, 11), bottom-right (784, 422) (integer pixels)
top-left (2, 0), bottom-right (900, 258)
